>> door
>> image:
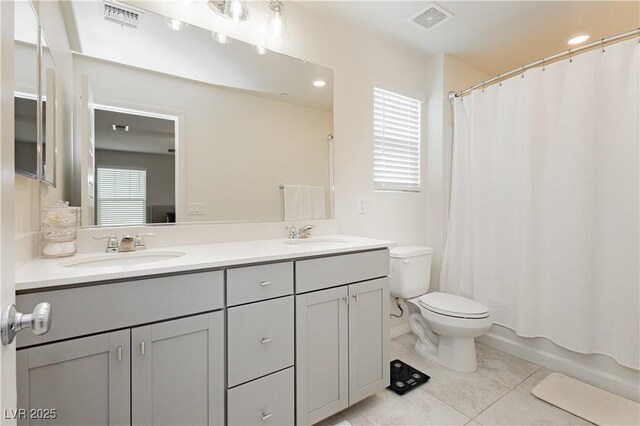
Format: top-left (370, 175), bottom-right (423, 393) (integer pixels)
top-left (16, 330), bottom-right (130, 425)
top-left (77, 74), bottom-right (95, 225)
top-left (131, 312), bottom-right (224, 425)
top-left (348, 278), bottom-right (390, 404)
top-left (296, 286), bottom-right (348, 426)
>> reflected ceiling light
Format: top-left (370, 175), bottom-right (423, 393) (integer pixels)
top-left (312, 79), bottom-right (326, 87)
top-left (568, 34), bottom-right (589, 45)
top-left (268, 0), bottom-right (286, 38)
top-left (253, 45), bottom-right (268, 55)
top-left (212, 32), bottom-right (232, 44)
top-left (164, 17), bottom-right (188, 32)
top-left (209, 0), bottom-right (249, 23)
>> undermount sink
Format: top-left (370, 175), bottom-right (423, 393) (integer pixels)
top-left (284, 237), bottom-right (350, 246)
top-left (58, 251), bottom-right (186, 268)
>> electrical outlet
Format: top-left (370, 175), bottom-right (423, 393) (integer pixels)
top-left (358, 197), bottom-right (367, 214)
top-left (187, 203), bottom-right (206, 215)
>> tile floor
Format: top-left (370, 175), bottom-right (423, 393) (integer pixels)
top-left (317, 333), bottom-right (592, 426)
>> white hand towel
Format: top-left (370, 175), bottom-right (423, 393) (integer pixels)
top-left (310, 186), bottom-right (326, 219)
top-left (284, 185), bottom-right (312, 220)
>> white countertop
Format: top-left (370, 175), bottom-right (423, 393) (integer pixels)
top-left (16, 235), bottom-right (394, 291)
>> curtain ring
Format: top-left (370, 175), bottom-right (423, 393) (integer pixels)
top-left (521, 66), bottom-right (525, 78)
top-left (601, 38), bottom-right (606, 53)
top-left (569, 48), bottom-right (573, 63)
top-left (481, 81), bottom-right (485, 92)
top-left (542, 59), bottom-right (545, 71)
top-left (498, 74), bottom-right (502, 87)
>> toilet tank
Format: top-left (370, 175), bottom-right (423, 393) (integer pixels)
top-left (389, 246), bottom-right (434, 299)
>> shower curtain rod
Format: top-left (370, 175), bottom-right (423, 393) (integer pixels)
top-left (449, 28), bottom-right (640, 102)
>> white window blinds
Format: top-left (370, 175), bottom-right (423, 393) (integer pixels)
top-left (373, 87), bottom-right (422, 191)
top-left (96, 167), bottom-right (147, 226)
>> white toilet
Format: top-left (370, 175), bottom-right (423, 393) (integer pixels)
top-left (389, 246), bottom-right (492, 372)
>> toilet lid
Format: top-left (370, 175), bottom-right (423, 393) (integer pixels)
top-left (418, 292), bottom-right (490, 319)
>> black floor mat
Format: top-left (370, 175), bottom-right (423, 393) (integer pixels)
top-left (389, 359), bottom-right (430, 395)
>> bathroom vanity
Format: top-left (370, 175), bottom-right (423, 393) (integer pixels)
top-left (15, 236), bottom-right (391, 425)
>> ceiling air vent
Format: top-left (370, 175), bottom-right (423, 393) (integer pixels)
top-left (409, 3), bottom-right (453, 32)
top-left (104, 3), bottom-right (140, 28)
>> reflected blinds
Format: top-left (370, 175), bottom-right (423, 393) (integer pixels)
top-left (96, 167), bottom-right (147, 225)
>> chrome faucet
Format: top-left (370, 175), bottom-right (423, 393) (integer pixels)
top-left (93, 234), bottom-right (119, 252)
top-left (119, 234), bottom-right (135, 252)
top-left (285, 224), bottom-right (315, 239)
top-left (299, 224), bottom-right (315, 239)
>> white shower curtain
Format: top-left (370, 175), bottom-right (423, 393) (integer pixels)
top-left (441, 39), bottom-right (639, 369)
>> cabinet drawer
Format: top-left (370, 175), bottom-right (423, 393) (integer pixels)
top-left (227, 262), bottom-right (293, 306)
top-left (296, 249), bottom-right (389, 293)
top-left (227, 297), bottom-right (294, 387)
top-left (16, 271), bottom-right (224, 348)
top-left (228, 367), bottom-right (294, 426)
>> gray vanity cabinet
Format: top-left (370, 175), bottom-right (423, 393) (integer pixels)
top-left (295, 257), bottom-right (390, 426)
top-left (348, 278), bottom-right (390, 404)
top-left (131, 312), bottom-right (225, 425)
top-left (296, 286), bottom-right (349, 425)
top-left (17, 329), bottom-right (131, 426)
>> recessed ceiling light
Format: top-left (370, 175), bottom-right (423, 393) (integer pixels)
top-left (212, 32), bottom-right (232, 45)
top-left (112, 124), bottom-right (129, 132)
top-left (568, 34), bottom-right (589, 45)
top-left (312, 79), bottom-right (326, 87)
top-left (253, 45), bottom-right (268, 55)
top-left (165, 17), bottom-right (187, 32)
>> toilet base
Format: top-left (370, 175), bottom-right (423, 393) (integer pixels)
top-left (414, 335), bottom-right (478, 372)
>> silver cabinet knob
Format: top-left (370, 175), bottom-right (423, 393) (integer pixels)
top-left (1, 302), bottom-right (52, 345)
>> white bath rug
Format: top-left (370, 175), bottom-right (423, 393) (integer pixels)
top-left (531, 373), bottom-right (640, 425)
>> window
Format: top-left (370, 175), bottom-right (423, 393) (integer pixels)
top-left (96, 167), bottom-right (147, 225)
top-left (373, 87), bottom-right (422, 191)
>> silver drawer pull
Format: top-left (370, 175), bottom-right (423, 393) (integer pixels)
top-left (117, 346), bottom-right (122, 361)
top-left (140, 341), bottom-right (145, 356)
top-left (261, 337), bottom-right (273, 344)
top-left (261, 412), bottom-right (272, 421)
top-left (259, 281), bottom-right (272, 287)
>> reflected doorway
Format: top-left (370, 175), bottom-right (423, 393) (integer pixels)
top-left (93, 106), bottom-right (178, 225)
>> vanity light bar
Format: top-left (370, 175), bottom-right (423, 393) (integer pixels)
top-left (104, 4), bottom-right (140, 29)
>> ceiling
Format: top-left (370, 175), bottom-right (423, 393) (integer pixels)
top-left (302, 1), bottom-right (640, 75)
top-left (95, 109), bottom-right (175, 155)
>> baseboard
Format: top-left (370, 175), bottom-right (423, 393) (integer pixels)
top-left (390, 324), bottom-right (411, 339)
top-left (478, 331), bottom-right (640, 402)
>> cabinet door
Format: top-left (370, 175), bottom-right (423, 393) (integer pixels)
top-left (348, 277), bottom-right (390, 404)
top-left (17, 330), bottom-right (130, 426)
top-left (296, 286), bottom-right (349, 426)
top-left (131, 312), bottom-right (224, 426)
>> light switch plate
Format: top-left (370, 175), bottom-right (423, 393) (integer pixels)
top-left (358, 197), bottom-right (367, 214)
top-left (188, 203), bottom-right (206, 215)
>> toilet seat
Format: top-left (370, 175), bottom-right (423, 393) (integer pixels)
top-left (418, 292), bottom-right (490, 319)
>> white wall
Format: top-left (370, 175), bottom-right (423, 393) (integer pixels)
top-left (73, 56), bottom-right (332, 222)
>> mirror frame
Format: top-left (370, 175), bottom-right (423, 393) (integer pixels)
top-left (40, 29), bottom-right (57, 188)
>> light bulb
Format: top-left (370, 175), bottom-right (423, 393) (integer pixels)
top-left (312, 80), bottom-right (326, 87)
top-left (268, 0), bottom-right (286, 39)
top-left (164, 17), bottom-right (187, 32)
top-left (212, 32), bottom-right (232, 44)
top-left (253, 45), bottom-right (268, 55)
top-left (228, 0), bottom-right (243, 22)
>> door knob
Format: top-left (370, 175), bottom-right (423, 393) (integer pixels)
top-left (1, 303), bottom-right (52, 345)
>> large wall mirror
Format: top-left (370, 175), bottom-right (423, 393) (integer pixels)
top-left (63, 1), bottom-right (334, 227)
top-left (14, 0), bottom-right (58, 186)
top-left (14, 1), bottom-right (40, 180)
